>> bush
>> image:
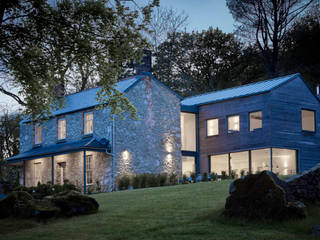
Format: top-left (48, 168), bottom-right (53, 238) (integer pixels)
top-left (140, 174), bottom-right (148, 188)
top-left (190, 172), bottom-right (196, 182)
top-left (118, 175), bottom-right (131, 190)
top-left (210, 172), bottom-right (217, 181)
top-left (221, 171), bottom-right (228, 180)
top-left (146, 174), bottom-right (159, 187)
top-left (230, 170), bottom-right (237, 179)
top-left (132, 175), bottom-right (141, 189)
top-left (169, 173), bottom-right (178, 185)
top-left (181, 174), bottom-right (188, 184)
top-left (202, 172), bottom-right (208, 182)
top-left (158, 174), bottom-right (167, 186)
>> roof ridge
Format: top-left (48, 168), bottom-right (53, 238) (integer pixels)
top-left (182, 73), bottom-right (300, 101)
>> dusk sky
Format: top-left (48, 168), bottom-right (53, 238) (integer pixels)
top-left (0, 0), bottom-right (236, 110)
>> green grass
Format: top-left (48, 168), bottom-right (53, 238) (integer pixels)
top-left (1, 181), bottom-right (320, 240)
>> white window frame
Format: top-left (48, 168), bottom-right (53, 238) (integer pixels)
top-left (57, 118), bottom-right (67, 140)
top-left (206, 118), bottom-right (219, 136)
top-left (84, 112), bottom-right (93, 135)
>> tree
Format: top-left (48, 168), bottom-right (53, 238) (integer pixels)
top-left (154, 27), bottom-right (244, 96)
top-left (0, 0), bottom-right (159, 121)
top-left (280, 8), bottom-right (320, 88)
top-left (226, 0), bottom-right (315, 77)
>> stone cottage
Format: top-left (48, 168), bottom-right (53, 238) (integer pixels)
top-left (8, 72), bottom-right (182, 192)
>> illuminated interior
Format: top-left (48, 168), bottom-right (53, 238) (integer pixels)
top-left (228, 115), bottom-right (240, 132)
top-left (181, 112), bottom-right (196, 151)
top-left (210, 154), bottom-right (229, 175)
top-left (182, 156), bottom-right (195, 176)
top-left (230, 151), bottom-right (249, 176)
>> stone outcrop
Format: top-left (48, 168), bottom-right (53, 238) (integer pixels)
top-left (225, 165), bottom-right (320, 220)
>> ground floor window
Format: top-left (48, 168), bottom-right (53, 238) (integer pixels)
top-left (34, 162), bottom-right (42, 185)
top-left (86, 155), bottom-right (93, 185)
top-left (209, 148), bottom-right (297, 177)
top-left (182, 156), bottom-right (196, 176)
top-left (57, 162), bottom-right (66, 184)
top-left (210, 154), bottom-right (229, 175)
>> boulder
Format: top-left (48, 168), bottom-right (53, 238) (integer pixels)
top-left (31, 199), bottom-right (60, 219)
top-left (224, 171), bottom-right (306, 220)
top-left (50, 190), bottom-right (99, 217)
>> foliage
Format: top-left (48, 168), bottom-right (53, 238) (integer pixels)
top-left (0, 0), bottom-right (159, 121)
top-left (190, 172), bottom-right (197, 182)
top-left (118, 173), bottom-right (171, 190)
top-left (13, 180), bottom-right (79, 199)
top-left (230, 170), bottom-right (237, 179)
top-left (168, 173), bottom-right (178, 185)
top-left (202, 172), bottom-right (208, 182)
top-left (226, 0), bottom-right (315, 76)
top-left (221, 171), bottom-right (228, 180)
top-left (117, 175), bottom-right (131, 190)
top-left (210, 172), bottom-right (217, 181)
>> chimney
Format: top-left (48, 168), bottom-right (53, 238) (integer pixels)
top-left (135, 49), bottom-right (152, 75)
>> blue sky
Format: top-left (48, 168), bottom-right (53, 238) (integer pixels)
top-left (159, 0), bottom-right (235, 33)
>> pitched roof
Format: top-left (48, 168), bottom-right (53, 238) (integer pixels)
top-left (7, 137), bottom-right (109, 162)
top-left (181, 73), bottom-right (301, 108)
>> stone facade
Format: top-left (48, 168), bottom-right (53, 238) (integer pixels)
top-left (114, 76), bottom-right (182, 176)
top-left (18, 74), bottom-right (182, 191)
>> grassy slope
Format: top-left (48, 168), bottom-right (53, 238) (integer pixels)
top-left (1, 181), bottom-right (320, 240)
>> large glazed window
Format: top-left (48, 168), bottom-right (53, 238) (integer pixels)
top-left (210, 154), bottom-right (229, 175)
top-left (207, 118), bottom-right (219, 136)
top-left (35, 124), bottom-right (42, 144)
top-left (181, 112), bottom-right (196, 151)
top-left (251, 148), bottom-right (271, 173)
top-left (301, 109), bottom-right (315, 132)
top-left (228, 115), bottom-right (240, 132)
top-left (57, 118), bottom-right (66, 140)
top-left (250, 111), bottom-right (262, 131)
top-left (84, 112), bottom-right (93, 135)
top-left (182, 156), bottom-right (196, 176)
top-left (272, 148), bottom-right (296, 175)
top-left (230, 151), bottom-right (249, 176)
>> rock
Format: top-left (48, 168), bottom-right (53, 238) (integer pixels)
top-left (30, 199), bottom-right (60, 219)
top-left (224, 171), bottom-right (306, 220)
top-left (51, 190), bottom-right (99, 217)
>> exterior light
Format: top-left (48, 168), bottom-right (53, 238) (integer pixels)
top-left (122, 150), bottom-right (130, 161)
top-left (165, 141), bottom-right (173, 153)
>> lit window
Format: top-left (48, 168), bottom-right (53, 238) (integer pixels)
top-left (84, 112), bottom-right (93, 135)
top-left (182, 156), bottom-right (195, 176)
top-left (228, 115), bottom-right (240, 132)
top-left (250, 111), bottom-right (262, 131)
top-left (181, 112), bottom-right (196, 151)
top-left (210, 154), bottom-right (229, 175)
top-left (301, 109), bottom-right (315, 132)
top-left (57, 118), bottom-right (66, 140)
top-left (86, 155), bottom-right (93, 185)
top-left (272, 148), bottom-right (297, 175)
top-left (35, 124), bottom-right (42, 144)
top-left (207, 119), bottom-right (219, 136)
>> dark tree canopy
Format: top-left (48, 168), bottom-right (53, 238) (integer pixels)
top-left (226, 0), bottom-right (315, 77)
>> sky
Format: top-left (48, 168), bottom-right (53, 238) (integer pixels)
top-left (0, 0), bottom-right (235, 111)
top-left (159, 0), bottom-right (235, 33)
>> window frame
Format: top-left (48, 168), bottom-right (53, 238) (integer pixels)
top-left (227, 114), bottom-right (240, 133)
top-left (206, 118), bottom-right (219, 137)
top-left (86, 155), bottom-right (93, 185)
top-left (301, 108), bottom-right (316, 133)
top-left (83, 111), bottom-right (94, 136)
top-left (34, 123), bottom-right (42, 145)
top-left (57, 116), bottom-right (67, 141)
top-left (249, 110), bottom-right (263, 132)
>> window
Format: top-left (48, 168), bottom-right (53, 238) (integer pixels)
top-left (250, 111), bottom-right (262, 131)
top-left (302, 109), bottom-right (315, 132)
top-left (251, 148), bottom-right (271, 173)
top-left (84, 112), bottom-right (93, 135)
top-left (230, 151), bottom-right (249, 177)
top-left (210, 154), bottom-right (229, 175)
top-left (34, 162), bottom-right (42, 185)
top-left (57, 118), bottom-right (66, 140)
top-left (207, 119), bottom-right (219, 136)
top-left (34, 124), bottom-right (42, 144)
top-left (182, 156), bottom-right (196, 176)
top-left (86, 155), bottom-right (93, 185)
top-left (58, 162), bottom-right (66, 185)
top-left (228, 115), bottom-right (240, 133)
top-left (272, 148), bottom-right (296, 175)
top-left (181, 112), bottom-right (196, 151)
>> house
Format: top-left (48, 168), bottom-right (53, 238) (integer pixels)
top-left (7, 72), bottom-right (182, 192)
top-left (7, 70), bottom-right (320, 191)
top-left (180, 73), bottom-right (320, 177)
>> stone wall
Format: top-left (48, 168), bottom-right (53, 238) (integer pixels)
top-left (114, 75), bottom-right (182, 176)
top-left (25, 157), bottom-right (51, 187)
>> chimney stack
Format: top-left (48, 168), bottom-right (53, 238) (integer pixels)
top-left (135, 49), bottom-right (152, 75)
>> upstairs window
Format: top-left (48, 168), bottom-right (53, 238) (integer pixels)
top-left (57, 118), bottom-right (66, 140)
top-left (228, 115), bottom-right (240, 133)
top-left (34, 124), bottom-right (42, 144)
top-left (207, 118), bottom-right (219, 136)
top-left (250, 111), bottom-right (262, 131)
top-left (84, 112), bottom-right (93, 135)
top-left (302, 109), bottom-right (315, 132)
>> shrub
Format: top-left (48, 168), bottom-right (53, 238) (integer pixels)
top-left (182, 174), bottom-right (188, 184)
top-left (140, 174), bottom-right (148, 188)
top-left (169, 173), bottom-right (178, 185)
top-left (210, 172), bottom-right (217, 181)
top-left (190, 172), bottom-right (196, 182)
top-left (158, 174), bottom-right (167, 186)
top-left (230, 170), bottom-right (237, 179)
top-left (132, 175), bottom-right (141, 189)
top-left (118, 175), bottom-right (131, 190)
top-left (202, 172), bottom-right (208, 182)
top-left (146, 174), bottom-right (159, 187)
top-left (221, 171), bottom-right (228, 180)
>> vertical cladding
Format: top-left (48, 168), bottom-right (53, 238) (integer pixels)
top-left (114, 76), bottom-right (182, 176)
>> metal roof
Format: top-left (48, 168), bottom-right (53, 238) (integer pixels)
top-left (181, 73), bottom-right (300, 108)
top-left (7, 137), bottom-right (109, 163)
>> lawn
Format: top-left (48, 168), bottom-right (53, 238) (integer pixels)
top-left (1, 181), bottom-right (320, 240)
